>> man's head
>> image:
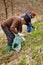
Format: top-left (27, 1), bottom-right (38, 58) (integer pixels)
top-left (21, 11), bottom-right (36, 25)
top-left (21, 13), bottom-right (31, 25)
top-left (30, 11), bottom-right (36, 18)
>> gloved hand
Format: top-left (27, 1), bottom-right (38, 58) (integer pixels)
top-left (18, 33), bottom-right (24, 37)
top-left (18, 33), bottom-right (25, 41)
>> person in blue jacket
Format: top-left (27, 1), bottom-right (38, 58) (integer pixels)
top-left (21, 11), bottom-right (36, 32)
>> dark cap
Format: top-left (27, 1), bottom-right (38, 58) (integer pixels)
top-left (21, 13), bottom-right (31, 25)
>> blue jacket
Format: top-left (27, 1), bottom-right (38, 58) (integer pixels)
top-left (21, 13), bottom-right (35, 29)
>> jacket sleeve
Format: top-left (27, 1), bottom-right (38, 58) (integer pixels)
top-left (29, 22), bottom-right (35, 29)
top-left (10, 19), bottom-right (18, 34)
top-left (17, 22), bottom-right (22, 33)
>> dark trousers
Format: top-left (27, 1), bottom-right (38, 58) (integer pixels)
top-left (1, 25), bottom-right (15, 46)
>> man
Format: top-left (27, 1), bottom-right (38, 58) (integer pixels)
top-left (21, 11), bottom-right (36, 32)
top-left (1, 11), bottom-right (36, 51)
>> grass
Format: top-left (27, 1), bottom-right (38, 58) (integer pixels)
top-left (19, 53), bottom-right (26, 65)
top-left (22, 18), bottom-right (43, 50)
top-left (32, 50), bottom-right (41, 65)
top-left (31, 42), bottom-right (43, 50)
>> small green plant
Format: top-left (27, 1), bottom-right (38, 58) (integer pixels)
top-left (19, 53), bottom-right (26, 65)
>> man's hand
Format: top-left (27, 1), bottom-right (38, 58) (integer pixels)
top-left (18, 33), bottom-right (24, 37)
top-left (18, 33), bottom-right (25, 41)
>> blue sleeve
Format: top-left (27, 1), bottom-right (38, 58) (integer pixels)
top-left (29, 21), bottom-right (35, 29)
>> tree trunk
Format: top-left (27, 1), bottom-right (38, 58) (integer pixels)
top-left (11, 0), bottom-right (14, 15)
top-left (3, 0), bottom-right (8, 19)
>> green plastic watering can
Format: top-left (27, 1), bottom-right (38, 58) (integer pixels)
top-left (12, 35), bottom-right (25, 51)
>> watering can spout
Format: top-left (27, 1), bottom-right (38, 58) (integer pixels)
top-left (21, 37), bottom-right (26, 41)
